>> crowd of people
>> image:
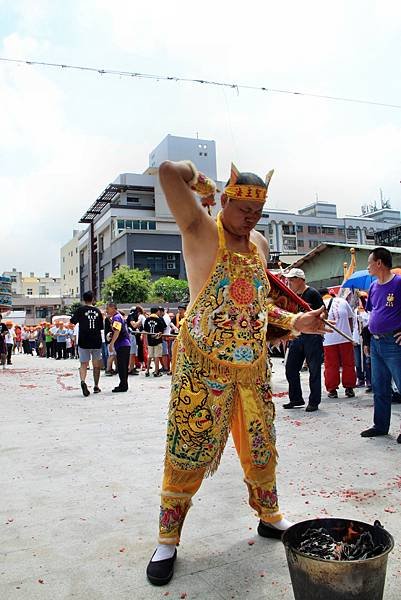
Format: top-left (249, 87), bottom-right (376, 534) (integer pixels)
top-left (0, 300), bottom-right (187, 378)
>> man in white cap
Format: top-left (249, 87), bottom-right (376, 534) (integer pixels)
top-left (284, 269), bottom-right (324, 412)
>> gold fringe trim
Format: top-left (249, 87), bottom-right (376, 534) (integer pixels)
top-left (179, 322), bottom-right (268, 385)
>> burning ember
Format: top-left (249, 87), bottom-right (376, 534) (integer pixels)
top-left (296, 523), bottom-right (386, 561)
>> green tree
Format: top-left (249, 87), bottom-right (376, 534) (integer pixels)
top-left (101, 266), bottom-right (151, 304)
top-left (65, 301), bottom-right (82, 316)
top-left (152, 277), bottom-right (189, 303)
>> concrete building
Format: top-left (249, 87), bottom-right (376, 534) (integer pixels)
top-left (60, 230), bottom-right (80, 298)
top-left (77, 135), bottom-right (222, 298)
top-left (375, 223), bottom-right (401, 247)
top-left (3, 268), bottom-right (61, 297)
top-left (75, 134), bottom-right (399, 298)
top-left (263, 201), bottom-right (399, 257)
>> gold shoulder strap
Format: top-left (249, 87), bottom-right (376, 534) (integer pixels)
top-left (216, 211), bottom-right (226, 249)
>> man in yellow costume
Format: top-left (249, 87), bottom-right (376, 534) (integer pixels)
top-left (147, 161), bottom-right (328, 585)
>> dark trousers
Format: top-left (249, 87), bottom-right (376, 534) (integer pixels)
top-left (6, 344), bottom-right (13, 364)
top-left (46, 341), bottom-right (53, 358)
top-left (116, 346), bottom-right (130, 390)
top-left (56, 341), bottom-right (67, 359)
top-left (285, 334), bottom-right (323, 407)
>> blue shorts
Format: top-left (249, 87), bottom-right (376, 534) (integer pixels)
top-left (162, 339), bottom-right (169, 355)
top-left (78, 347), bottom-right (102, 363)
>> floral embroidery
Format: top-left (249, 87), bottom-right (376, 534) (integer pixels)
top-left (248, 420), bottom-right (272, 465)
top-left (233, 345), bottom-right (254, 363)
top-left (256, 485), bottom-right (278, 510)
top-left (229, 278), bottom-right (255, 305)
top-left (160, 504), bottom-right (184, 534)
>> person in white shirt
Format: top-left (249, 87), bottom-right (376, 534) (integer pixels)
top-left (323, 291), bottom-right (356, 398)
top-left (156, 307), bottom-right (178, 374)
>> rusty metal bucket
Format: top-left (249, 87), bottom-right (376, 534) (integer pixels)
top-left (282, 518), bottom-right (394, 600)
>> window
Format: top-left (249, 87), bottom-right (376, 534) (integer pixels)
top-left (63, 257), bottom-right (65, 262)
top-left (125, 220), bottom-right (133, 229)
top-left (297, 224), bottom-right (304, 233)
top-left (282, 224), bottom-right (295, 235)
top-left (36, 307), bottom-right (47, 318)
top-left (27, 288), bottom-right (33, 295)
top-left (133, 220), bottom-right (140, 229)
top-left (298, 239), bottom-right (304, 247)
top-left (148, 221), bottom-right (156, 230)
top-left (308, 225), bottom-right (318, 234)
top-left (167, 262), bottom-right (176, 270)
top-left (10, 275), bottom-right (17, 282)
top-left (268, 224), bottom-right (273, 234)
top-left (76, 267), bottom-right (78, 273)
top-left (117, 219), bottom-right (125, 230)
top-left (127, 197), bottom-right (140, 203)
top-left (63, 275), bottom-right (65, 280)
top-left (347, 228), bottom-right (357, 239)
top-left (282, 238), bottom-right (297, 251)
top-left (309, 240), bottom-right (319, 248)
top-left (321, 226), bottom-right (336, 235)
top-left (338, 227), bottom-right (345, 235)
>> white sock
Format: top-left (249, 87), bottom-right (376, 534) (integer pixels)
top-left (151, 544), bottom-right (176, 562)
top-left (263, 517), bottom-right (294, 531)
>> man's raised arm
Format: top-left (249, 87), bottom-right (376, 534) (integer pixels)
top-left (159, 161), bottom-right (212, 233)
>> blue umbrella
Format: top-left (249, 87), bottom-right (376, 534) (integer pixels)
top-left (342, 269), bottom-right (377, 290)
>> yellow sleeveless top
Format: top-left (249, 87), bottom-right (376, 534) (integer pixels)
top-left (180, 212), bottom-right (271, 381)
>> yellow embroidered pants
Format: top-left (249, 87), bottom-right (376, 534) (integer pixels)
top-left (159, 384), bottom-right (282, 545)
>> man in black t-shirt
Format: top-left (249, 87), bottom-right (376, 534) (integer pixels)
top-left (70, 290), bottom-right (104, 397)
top-left (143, 308), bottom-right (165, 377)
top-left (283, 269), bottom-right (324, 412)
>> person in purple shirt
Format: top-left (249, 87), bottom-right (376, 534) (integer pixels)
top-left (361, 247), bottom-right (401, 444)
top-left (106, 302), bottom-right (131, 393)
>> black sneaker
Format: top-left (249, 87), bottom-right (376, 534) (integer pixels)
top-left (145, 372), bottom-right (150, 377)
top-left (105, 371), bottom-right (113, 377)
top-left (257, 520), bottom-right (283, 539)
top-left (305, 404), bottom-right (318, 412)
top-left (81, 381), bottom-right (90, 397)
top-left (327, 390), bottom-right (338, 398)
top-left (360, 427), bottom-right (387, 438)
top-left (365, 386), bottom-right (372, 393)
top-left (397, 434), bottom-right (401, 444)
top-left (93, 386), bottom-right (101, 393)
top-left (283, 401), bottom-right (305, 409)
top-left (146, 548), bottom-right (177, 586)
top-left (345, 388), bottom-right (355, 398)
top-left (129, 369), bottom-right (139, 376)
top-left (154, 371), bottom-right (163, 377)
top-left (112, 386), bottom-right (128, 393)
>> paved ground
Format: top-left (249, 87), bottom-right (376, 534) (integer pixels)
top-left (1, 354), bottom-right (401, 600)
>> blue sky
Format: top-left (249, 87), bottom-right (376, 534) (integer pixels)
top-left (1, 0), bottom-right (401, 274)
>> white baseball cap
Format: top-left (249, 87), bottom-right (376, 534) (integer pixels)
top-left (286, 268), bottom-right (305, 279)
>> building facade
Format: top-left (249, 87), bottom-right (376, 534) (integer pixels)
top-left (375, 224), bottom-right (401, 247)
top-left (74, 134), bottom-right (399, 299)
top-left (3, 268), bottom-right (61, 297)
top-left (263, 202), bottom-right (399, 257)
top-left (77, 135), bottom-right (223, 298)
top-left (60, 230), bottom-right (80, 298)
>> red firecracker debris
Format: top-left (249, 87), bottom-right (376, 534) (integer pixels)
top-left (38, 579), bottom-right (44, 584)
top-left (247, 540), bottom-right (255, 546)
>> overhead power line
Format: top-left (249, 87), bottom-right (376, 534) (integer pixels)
top-left (1, 56), bottom-right (401, 110)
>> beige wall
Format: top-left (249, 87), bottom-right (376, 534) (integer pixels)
top-left (60, 233), bottom-right (80, 298)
